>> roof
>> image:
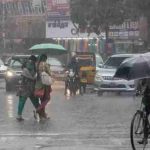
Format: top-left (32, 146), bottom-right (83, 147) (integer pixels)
top-left (11, 54), bottom-right (39, 58)
top-left (11, 55), bottom-right (31, 58)
top-left (110, 53), bottom-right (141, 58)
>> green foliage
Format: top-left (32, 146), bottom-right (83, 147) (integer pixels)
top-left (126, 0), bottom-right (150, 47)
top-left (125, 0), bottom-right (150, 18)
top-left (70, 0), bottom-right (126, 36)
top-left (135, 0), bottom-right (150, 16)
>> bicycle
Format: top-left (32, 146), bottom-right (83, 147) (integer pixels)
top-left (130, 92), bottom-right (150, 150)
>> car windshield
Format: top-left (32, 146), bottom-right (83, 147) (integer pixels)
top-left (104, 56), bottom-right (130, 68)
top-left (47, 58), bottom-right (62, 66)
top-left (7, 56), bottom-right (29, 68)
top-left (96, 55), bottom-right (103, 66)
top-left (9, 59), bottom-right (23, 68)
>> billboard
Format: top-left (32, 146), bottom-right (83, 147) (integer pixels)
top-left (47, 0), bottom-right (70, 19)
top-left (46, 0), bottom-right (98, 38)
top-left (109, 21), bottom-right (140, 40)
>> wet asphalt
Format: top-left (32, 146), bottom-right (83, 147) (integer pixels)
top-left (0, 78), bottom-right (147, 150)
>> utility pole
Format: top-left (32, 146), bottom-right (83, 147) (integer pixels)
top-left (2, 0), bottom-right (6, 50)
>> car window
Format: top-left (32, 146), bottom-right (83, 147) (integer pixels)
top-left (9, 59), bottom-right (23, 68)
top-left (104, 56), bottom-right (130, 68)
top-left (47, 58), bottom-right (62, 66)
top-left (7, 56), bottom-right (29, 67)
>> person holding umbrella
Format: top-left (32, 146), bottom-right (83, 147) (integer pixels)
top-left (16, 55), bottom-right (40, 121)
top-left (34, 54), bottom-right (52, 120)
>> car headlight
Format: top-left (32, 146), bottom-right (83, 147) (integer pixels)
top-left (6, 71), bottom-right (14, 77)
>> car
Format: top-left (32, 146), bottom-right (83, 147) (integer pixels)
top-left (46, 57), bottom-right (65, 81)
top-left (95, 54), bottom-right (103, 67)
top-left (94, 54), bottom-right (140, 95)
top-left (0, 58), bottom-right (7, 77)
top-left (4, 55), bottom-right (30, 91)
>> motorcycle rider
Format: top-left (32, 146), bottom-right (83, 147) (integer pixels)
top-left (64, 53), bottom-right (80, 95)
top-left (67, 54), bottom-right (79, 76)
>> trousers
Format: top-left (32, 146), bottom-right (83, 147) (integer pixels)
top-left (17, 96), bottom-right (39, 116)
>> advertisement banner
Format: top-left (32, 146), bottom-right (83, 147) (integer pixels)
top-left (46, 20), bottom-right (99, 38)
top-left (47, 0), bottom-right (70, 20)
top-left (109, 21), bottom-right (140, 40)
top-left (46, 0), bottom-right (99, 38)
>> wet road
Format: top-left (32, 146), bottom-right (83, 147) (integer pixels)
top-left (0, 78), bottom-right (145, 149)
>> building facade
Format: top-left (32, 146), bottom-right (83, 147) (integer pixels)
top-left (0, 0), bottom-right (147, 56)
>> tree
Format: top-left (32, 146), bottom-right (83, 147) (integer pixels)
top-left (70, 0), bottom-right (126, 40)
top-left (125, 0), bottom-right (150, 48)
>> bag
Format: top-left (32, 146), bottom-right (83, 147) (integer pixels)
top-left (41, 71), bottom-right (53, 85)
top-left (34, 88), bottom-right (45, 98)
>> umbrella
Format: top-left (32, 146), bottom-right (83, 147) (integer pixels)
top-left (29, 43), bottom-right (68, 55)
top-left (114, 53), bottom-right (150, 80)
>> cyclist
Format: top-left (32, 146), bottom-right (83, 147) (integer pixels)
top-left (136, 78), bottom-right (150, 144)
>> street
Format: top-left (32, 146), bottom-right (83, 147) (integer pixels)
top-left (0, 78), bottom-right (145, 150)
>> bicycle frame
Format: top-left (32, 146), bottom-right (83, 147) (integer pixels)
top-left (131, 95), bottom-right (150, 150)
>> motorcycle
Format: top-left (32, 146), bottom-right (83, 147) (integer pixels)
top-left (64, 69), bottom-right (78, 96)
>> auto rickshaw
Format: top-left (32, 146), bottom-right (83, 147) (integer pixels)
top-left (76, 52), bottom-right (96, 94)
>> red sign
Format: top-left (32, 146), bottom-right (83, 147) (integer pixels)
top-left (47, 0), bottom-right (70, 17)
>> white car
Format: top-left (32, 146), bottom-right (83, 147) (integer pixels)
top-left (47, 57), bottom-right (65, 80)
top-left (0, 58), bottom-right (7, 77)
top-left (94, 54), bottom-right (140, 95)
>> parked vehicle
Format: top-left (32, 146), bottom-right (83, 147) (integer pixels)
top-left (94, 54), bottom-right (140, 95)
top-left (4, 55), bottom-right (30, 91)
top-left (95, 54), bottom-right (104, 68)
top-left (47, 57), bottom-right (65, 81)
top-left (0, 58), bottom-right (7, 77)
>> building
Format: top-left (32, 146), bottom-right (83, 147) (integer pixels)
top-left (0, 0), bottom-right (147, 56)
top-left (0, 0), bottom-right (47, 53)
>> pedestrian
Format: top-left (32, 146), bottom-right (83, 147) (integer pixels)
top-left (34, 54), bottom-right (52, 119)
top-left (16, 55), bottom-right (40, 121)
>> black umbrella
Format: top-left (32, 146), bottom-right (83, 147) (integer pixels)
top-left (114, 53), bottom-right (150, 80)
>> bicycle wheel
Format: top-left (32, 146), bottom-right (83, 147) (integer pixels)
top-left (130, 110), bottom-right (147, 150)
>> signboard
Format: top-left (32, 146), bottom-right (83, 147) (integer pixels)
top-left (47, 0), bottom-right (70, 20)
top-left (46, 20), bottom-right (99, 38)
top-left (32, 0), bottom-right (42, 7)
top-left (46, 0), bottom-right (99, 38)
top-left (109, 21), bottom-right (140, 40)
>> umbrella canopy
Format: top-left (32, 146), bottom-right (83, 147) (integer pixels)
top-left (29, 43), bottom-right (68, 55)
top-left (114, 53), bottom-right (150, 80)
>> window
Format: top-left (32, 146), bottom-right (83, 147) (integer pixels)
top-left (10, 60), bottom-right (22, 68)
top-left (104, 57), bottom-right (130, 68)
top-left (47, 58), bottom-right (62, 66)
